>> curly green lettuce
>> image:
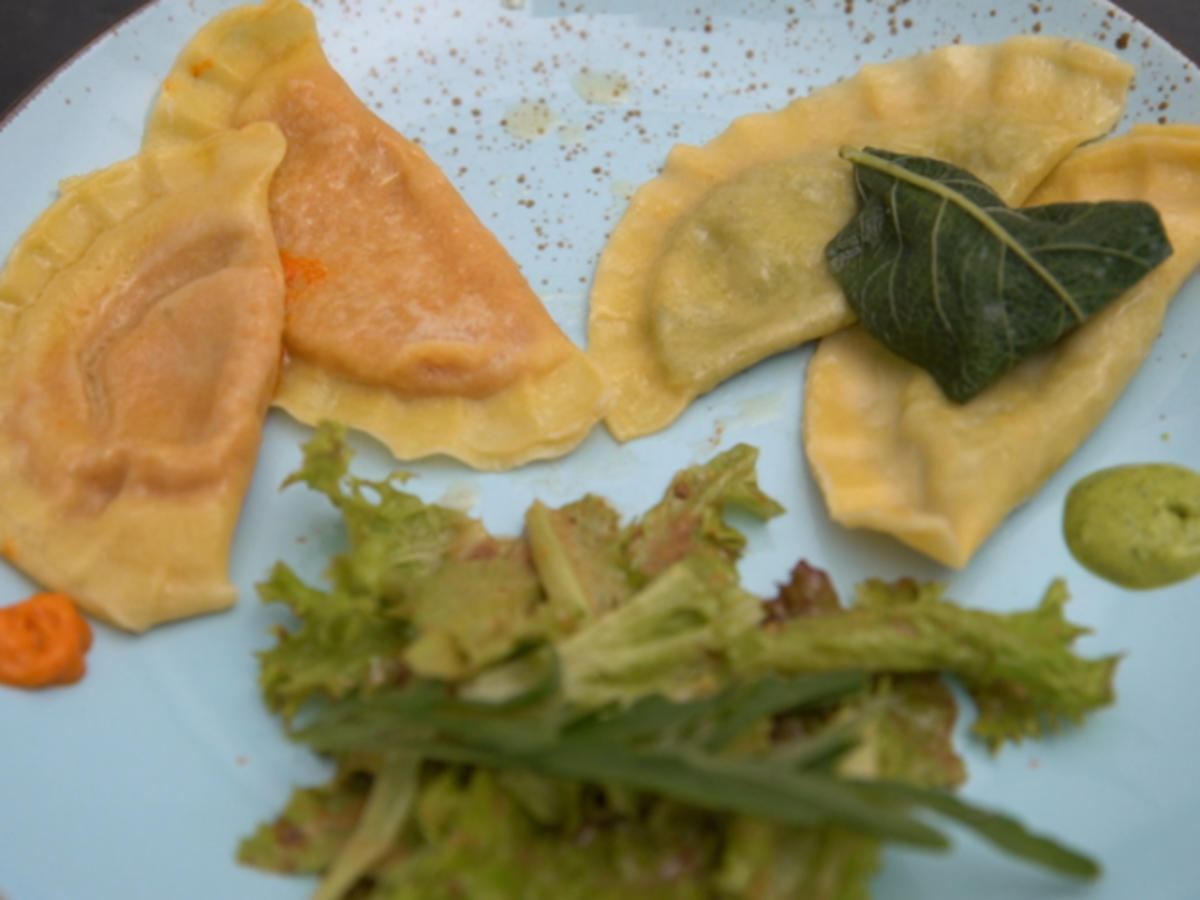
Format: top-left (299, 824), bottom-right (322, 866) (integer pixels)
top-left (738, 573), bottom-right (1117, 750)
top-left (242, 424), bottom-right (1118, 899)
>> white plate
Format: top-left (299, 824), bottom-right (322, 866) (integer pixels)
top-left (1, 2), bottom-right (1198, 898)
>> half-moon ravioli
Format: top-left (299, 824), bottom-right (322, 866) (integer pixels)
top-left (0, 122), bottom-right (287, 631)
top-left (804, 124), bottom-right (1200, 568)
top-left (144, 0), bottom-right (604, 470)
top-left (588, 37), bottom-right (1134, 440)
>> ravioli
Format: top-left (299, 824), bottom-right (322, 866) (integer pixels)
top-left (0, 123), bottom-right (287, 631)
top-left (589, 37), bottom-right (1135, 440)
top-left (144, 0), bottom-right (603, 469)
top-left (804, 124), bottom-right (1200, 568)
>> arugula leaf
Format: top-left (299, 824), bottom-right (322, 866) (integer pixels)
top-left (852, 780), bottom-right (1101, 879)
top-left (563, 669), bottom-right (869, 749)
top-left (826, 146), bottom-right (1172, 402)
top-left (294, 667), bottom-right (948, 847)
top-left (292, 662), bottom-right (1103, 874)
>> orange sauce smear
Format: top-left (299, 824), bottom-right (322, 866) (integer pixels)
top-left (280, 250), bottom-right (329, 293)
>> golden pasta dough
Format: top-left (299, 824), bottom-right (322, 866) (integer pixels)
top-left (0, 123), bottom-right (287, 631)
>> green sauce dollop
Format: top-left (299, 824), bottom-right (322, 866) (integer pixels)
top-left (1063, 463), bottom-right (1200, 590)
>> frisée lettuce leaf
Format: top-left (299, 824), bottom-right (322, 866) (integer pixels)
top-left (242, 424), bottom-right (1118, 898)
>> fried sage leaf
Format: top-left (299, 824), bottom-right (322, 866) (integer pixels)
top-left (826, 146), bottom-right (1172, 402)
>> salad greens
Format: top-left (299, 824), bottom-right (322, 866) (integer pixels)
top-left (826, 146), bottom-right (1172, 402)
top-left (241, 423), bottom-right (1118, 898)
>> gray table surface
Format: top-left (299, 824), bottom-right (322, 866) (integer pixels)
top-left (0, 0), bottom-right (1196, 119)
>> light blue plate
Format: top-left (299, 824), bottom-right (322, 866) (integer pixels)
top-left (1, 1), bottom-right (1198, 898)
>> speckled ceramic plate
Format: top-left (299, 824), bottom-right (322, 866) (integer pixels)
top-left (1, 2), bottom-right (1198, 899)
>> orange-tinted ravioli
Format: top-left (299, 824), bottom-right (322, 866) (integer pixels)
top-left (146, 0), bottom-right (604, 469)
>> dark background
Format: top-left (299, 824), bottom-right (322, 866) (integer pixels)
top-left (0, 0), bottom-right (1196, 117)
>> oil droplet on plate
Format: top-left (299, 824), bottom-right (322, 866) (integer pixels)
top-left (732, 389), bottom-right (785, 427)
top-left (558, 121), bottom-right (587, 144)
top-left (502, 99), bottom-right (560, 140)
top-left (610, 179), bottom-right (637, 202)
top-left (571, 69), bottom-right (633, 105)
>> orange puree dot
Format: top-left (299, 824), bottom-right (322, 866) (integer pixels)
top-left (190, 59), bottom-right (215, 78)
top-left (0, 592), bottom-right (93, 690)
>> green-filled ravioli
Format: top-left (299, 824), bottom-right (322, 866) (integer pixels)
top-left (589, 37), bottom-right (1134, 440)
